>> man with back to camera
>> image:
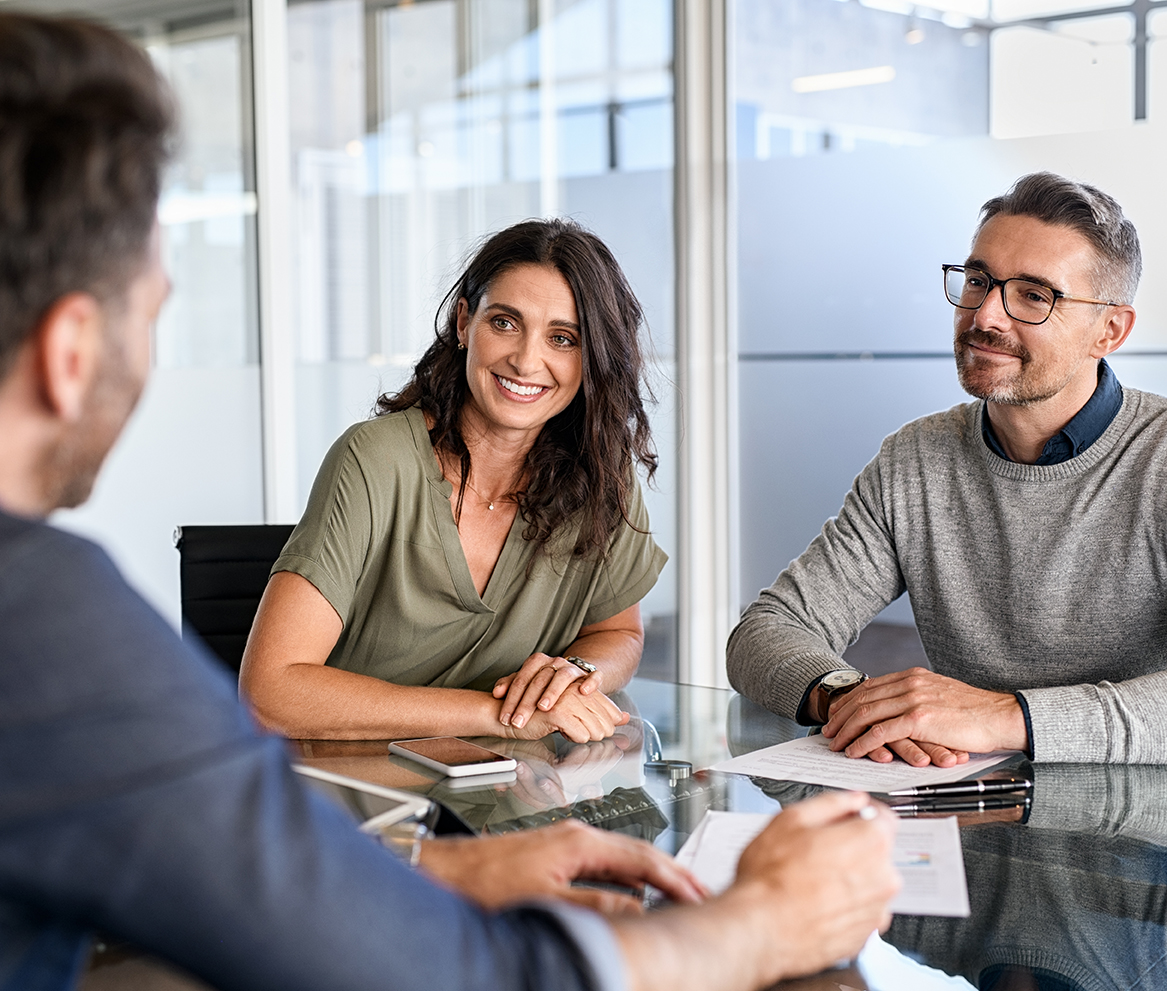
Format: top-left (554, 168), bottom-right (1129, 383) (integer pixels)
top-left (0, 13), bottom-right (901, 991)
top-left (726, 171), bottom-right (1167, 767)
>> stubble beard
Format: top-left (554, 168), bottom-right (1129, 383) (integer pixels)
top-left (43, 331), bottom-right (144, 510)
top-left (953, 328), bottom-right (1071, 408)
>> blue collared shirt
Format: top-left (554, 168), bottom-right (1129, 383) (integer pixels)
top-left (981, 359), bottom-right (1123, 466)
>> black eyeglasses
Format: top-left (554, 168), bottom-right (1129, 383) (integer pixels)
top-left (942, 264), bottom-right (1120, 326)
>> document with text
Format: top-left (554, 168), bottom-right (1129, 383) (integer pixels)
top-left (676, 810), bottom-right (970, 917)
top-left (709, 733), bottom-right (1019, 792)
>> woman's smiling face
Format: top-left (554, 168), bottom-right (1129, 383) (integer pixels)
top-left (456, 262), bottom-right (583, 441)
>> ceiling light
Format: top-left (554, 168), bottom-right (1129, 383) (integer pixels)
top-left (791, 65), bottom-right (897, 93)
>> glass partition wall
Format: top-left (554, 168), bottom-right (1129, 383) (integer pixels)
top-left (17, 0), bottom-right (679, 676)
top-left (19, 0), bottom-right (266, 628)
top-left (286, 0), bottom-right (679, 676)
top-left (733, 0), bottom-right (1167, 656)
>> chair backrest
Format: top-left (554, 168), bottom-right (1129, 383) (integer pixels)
top-left (174, 523), bottom-right (296, 673)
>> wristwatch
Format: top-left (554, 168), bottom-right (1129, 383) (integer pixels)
top-left (564, 655), bottom-right (597, 674)
top-left (819, 668), bottom-right (868, 698)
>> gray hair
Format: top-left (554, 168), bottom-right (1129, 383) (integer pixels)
top-left (977, 172), bottom-right (1141, 305)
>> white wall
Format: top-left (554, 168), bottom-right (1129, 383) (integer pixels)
top-left (52, 367), bottom-right (265, 629)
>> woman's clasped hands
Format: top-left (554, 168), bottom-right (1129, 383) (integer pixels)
top-left (493, 652), bottom-right (629, 742)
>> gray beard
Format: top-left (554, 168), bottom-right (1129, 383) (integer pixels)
top-left (955, 347), bottom-right (1080, 409)
top-left (956, 363), bottom-right (1042, 407)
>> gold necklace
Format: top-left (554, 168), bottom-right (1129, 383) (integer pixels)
top-left (463, 477), bottom-right (504, 511)
top-left (439, 452), bottom-right (510, 511)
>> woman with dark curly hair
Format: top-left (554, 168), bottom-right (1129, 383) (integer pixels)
top-left (239, 219), bottom-right (666, 742)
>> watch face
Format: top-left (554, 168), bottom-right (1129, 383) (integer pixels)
top-left (822, 669), bottom-right (865, 691)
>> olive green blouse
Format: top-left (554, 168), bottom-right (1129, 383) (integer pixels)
top-left (273, 407), bottom-right (667, 692)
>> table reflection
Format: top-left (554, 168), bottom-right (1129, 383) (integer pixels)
top-left (887, 764), bottom-right (1167, 991)
top-left (290, 678), bottom-right (1167, 990)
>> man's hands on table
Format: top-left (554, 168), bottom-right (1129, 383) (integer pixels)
top-left (421, 791), bottom-right (900, 991)
top-left (820, 667), bottom-right (1029, 766)
top-left (417, 817), bottom-right (707, 915)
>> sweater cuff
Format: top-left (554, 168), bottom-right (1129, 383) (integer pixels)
top-left (1012, 692), bottom-right (1034, 759)
top-left (797, 674), bottom-right (829, 725)
top-left (1017, 685), bottom-right (1107, 762)
top-left (765, 651), bottom-right (851, 722)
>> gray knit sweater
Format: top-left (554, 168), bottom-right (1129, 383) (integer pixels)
top-left (727, 389), bottom-right (1167, 763)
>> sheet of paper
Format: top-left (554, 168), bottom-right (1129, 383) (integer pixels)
top-left (673, 814), bottom-right (710, 873)
top-left (678, 810), bottom-right (970, 918)
top-left (889, 815), bottom-right (969, 917)
top-left (675, 811), bottom-right (773, 894)
top-left (709, 733), bottom-right (1019, 792)
top-left (857, 931), bottom-right (976, 989)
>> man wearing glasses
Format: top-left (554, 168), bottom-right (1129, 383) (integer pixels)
top-left (728, 172), bottom-right (1160, 766)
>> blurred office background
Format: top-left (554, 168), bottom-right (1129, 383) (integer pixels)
top-left (14, 0), bottom-right (1166, 684)
top-left (734, 0), bottom-right (1167, 637)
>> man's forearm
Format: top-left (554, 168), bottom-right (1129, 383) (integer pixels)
top-left (726, 612), bottom-right (845, 721)
top-left (614, 793), bottom-right (900, 991)
top-left (612, 885), bottom-right (785, 991)
top-left (727, 461), bottom-right (907, 720)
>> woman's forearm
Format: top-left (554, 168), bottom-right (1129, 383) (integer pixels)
top-left (244, 663), bottom-right (506, 740)
top-left (241, 570), bottom-right (512, 740)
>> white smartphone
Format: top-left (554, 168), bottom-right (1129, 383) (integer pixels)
top-left (388, 737), bottom-right (518, 778)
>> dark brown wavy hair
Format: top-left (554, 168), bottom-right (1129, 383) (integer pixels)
top-left (377, 219), bottom-right (657, 559)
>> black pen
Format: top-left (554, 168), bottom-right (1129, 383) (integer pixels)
top-left (892, 795), bottom-right (1031, 817)
top-left (885, 776), bottom-right (1032, 799)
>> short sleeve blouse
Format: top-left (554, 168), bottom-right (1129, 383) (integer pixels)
top-left (272, 407), bottom-right (667, 692)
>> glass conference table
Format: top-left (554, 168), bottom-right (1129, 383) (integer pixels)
top-left (290, 678), bottom-right (1167, 991)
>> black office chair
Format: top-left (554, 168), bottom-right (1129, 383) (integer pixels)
top-left (174, 523), bottom-right (296, 673)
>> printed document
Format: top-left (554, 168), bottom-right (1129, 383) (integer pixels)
top-left (676, 810), bottom-right (970, 917)
top-left (674, 811), bottom-right (771, 894)
top-left (857, 931), bottom-right (976, 989)
top-left (709, 733), bottom-right (1019, 792)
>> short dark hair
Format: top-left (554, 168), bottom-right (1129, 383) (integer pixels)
top-left (977, 172), bottom-right (1141, 304)
top-left (0, 13), bottom-right (175, 376)
top-left (378, 219), bottom-right (658, 560)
